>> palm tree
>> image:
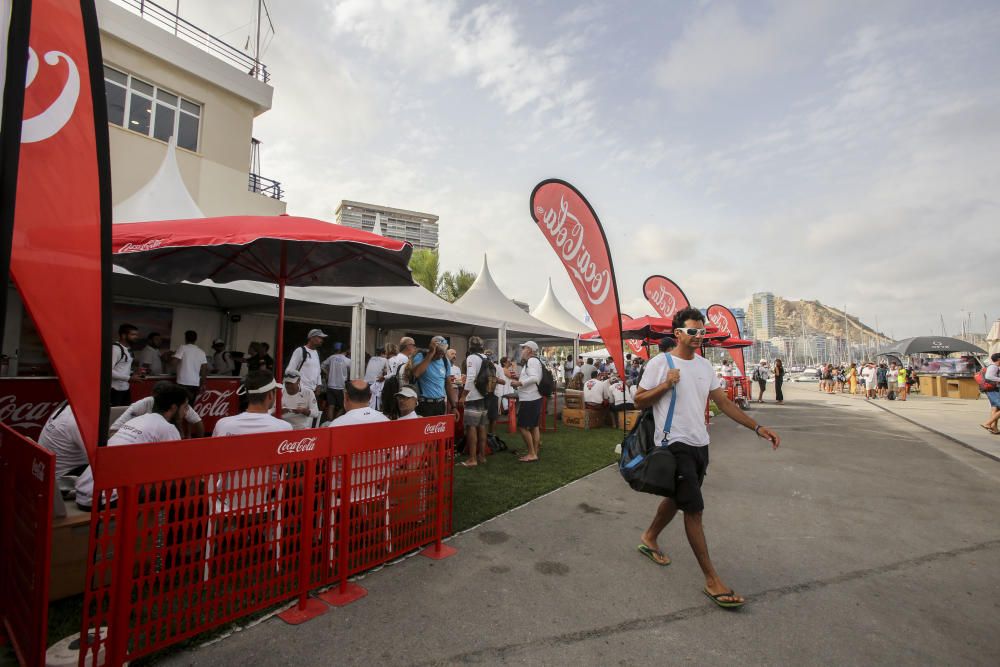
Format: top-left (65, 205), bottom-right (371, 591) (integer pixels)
top-left (409, 249), bottom-right (440, 293)
top-left (438, 269), bottom-right (477, 302)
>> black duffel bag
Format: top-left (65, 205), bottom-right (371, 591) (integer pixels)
top-left (618, 353), bottom-right (678, 497)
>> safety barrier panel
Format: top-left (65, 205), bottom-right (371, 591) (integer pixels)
top-left (0, 423), bottom-right (55, 667)
top-left (78, 416), bottom-right (455, 667)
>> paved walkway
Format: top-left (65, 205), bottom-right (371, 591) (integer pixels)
top-left (784, 380), bottom-right (1000, 461)
top-left (162, 387), bottom-right (1000, 666)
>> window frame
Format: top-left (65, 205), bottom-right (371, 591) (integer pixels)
top-left (103, 64), bottom-right (202, 152)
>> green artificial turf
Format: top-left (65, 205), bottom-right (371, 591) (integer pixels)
top-left (451, 424), bottom-right (621, 533)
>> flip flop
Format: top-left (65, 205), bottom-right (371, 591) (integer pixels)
top-left (703, 589), bottom-right (745, 609)
top-left (980, 425), bottom-right (1000, 435)
top-left (518, 457), bottom-right (538, 463)
top-left (458, 461), bottom-right (478, 468)
top-left (637, 544), bottom-right (671, 566)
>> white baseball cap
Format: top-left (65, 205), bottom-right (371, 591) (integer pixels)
top-left (308, 328), bottom-right (328, 338)
top-left (520, 341), bottom-right (539, 352)
top-left (283, 369), bottom-right (301, 383)
top-left (395, 385), bottom-right (418, 399)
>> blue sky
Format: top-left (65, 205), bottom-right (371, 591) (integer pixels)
top-left (183, 0), bottom-right (1000, 339)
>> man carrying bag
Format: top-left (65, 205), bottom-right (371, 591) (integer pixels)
top-left (631, 308), bottom-right (780, 609)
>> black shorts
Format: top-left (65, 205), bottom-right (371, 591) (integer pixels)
top-left (109, 388), bottom-right (132, 407)
top-left (610, 403), bottom-right (627, 413)
top-left (417, 399), bottom-right (447, 417)
top-left (487, 394), bottom-right (499, 421)
top-left (517, 398), bottom-right (542, 429)
top-left (667, 442), bottom-right (709, 513)
top-left (329, 388), bottom-right (345, 412)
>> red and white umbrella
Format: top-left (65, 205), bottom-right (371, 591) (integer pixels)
top-left (112, 215), bottom-right (414, 386)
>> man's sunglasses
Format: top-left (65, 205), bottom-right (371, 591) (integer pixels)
top-left (676, 327), bottom-right (706, 336)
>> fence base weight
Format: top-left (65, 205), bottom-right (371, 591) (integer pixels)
top-left (318, 582), bottom-right (367, 607)
top-left (420, 543), bottom-right (458, 560)
top-left (277, 598), bottom-right (330, 625)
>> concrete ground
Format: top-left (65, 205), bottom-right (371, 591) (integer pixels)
top-left (163, 383), bottom-right (1000, 666)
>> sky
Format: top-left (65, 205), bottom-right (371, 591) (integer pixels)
top-left (179, 0), bottom-right (1000, 340)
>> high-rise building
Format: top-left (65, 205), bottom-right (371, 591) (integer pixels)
top-left (731, 307), bottom-right (747, 338)
top-left (335, 200), bottom-right (439, 250)
top-left (751, 292), bottom-right (776, 340)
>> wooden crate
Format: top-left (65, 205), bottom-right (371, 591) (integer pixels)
top-left (623, 410), bottom-right (641, 431)
top-left (562, 407), bottom-right (607, 429)
top-left (563, 390), bottom-right (583, 410)
top-left (50, 506), bottom-right (92, 600)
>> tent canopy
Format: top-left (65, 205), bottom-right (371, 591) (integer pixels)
top-left (453, 255), bottom-right (576, 340)
top-left (531, 278), bottom-right (589, 334)
top-left (113, 136), bottom-right (205, 223)
top-left (877, 336), bottom-right (987, 356)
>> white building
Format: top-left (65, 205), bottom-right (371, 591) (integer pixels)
top-left (335, 200), bottom-right (439, 250)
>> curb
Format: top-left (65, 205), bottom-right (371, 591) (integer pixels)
top-left (865, 399), bottom-right (1000, 464)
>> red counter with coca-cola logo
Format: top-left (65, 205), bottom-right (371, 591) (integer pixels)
top-left (0, 376), bottom-right (240, 441)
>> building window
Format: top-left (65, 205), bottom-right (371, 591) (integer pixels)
top-left (103, 65), bottom-right (201, 152)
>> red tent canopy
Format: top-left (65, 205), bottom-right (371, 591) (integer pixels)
top-left (705, 336), bottom-right (753, 349)
top-left (582, 316), bottom-right (718, 341)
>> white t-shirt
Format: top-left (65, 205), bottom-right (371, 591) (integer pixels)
top-left (281, 388), bottom-right (320, 430)
top-left (287, 346), bottom-right (322, 391)
top-left (720, 365), bottom-right (734, 378)
top-left (517, 357), bottom-right (543, 402)
top-left (323, 353), bottom-right (351, 390)
top-left (638, 353), bottom-right (722, 447)
top-left (572, 365), bottom-right (583, 377)
top-left (608, 382), bottom-right (627, 406)
top-left (174, 343), bottom-right (208, 386)
top-left (464, 354), bottom-right (485, 401)
top-left (754, 365), bottom-right (770, 381)
top-left (387, 352), bottom-right (409, 379)
top-left (213, 411), bottom-right (293, 437)
top-left (75, 413), bottom-right (181, 507)
top-left (397, 410), bottom-right (420, 420)
top-left (329, 407), bottom-right (390, 427)
top-left (364, 356), bottom-right (388, 384)
top-left (212, 350), bottom-right (235, 375)
top-left (112, 395), bottom-right (201, 432)
top-left (110, 343), bottom-right (133, 391)
top-left (494, 363), bottom-right (511, 398)
top-left (584, 378), bottom-right (609, 404)
top-left (135, 346), bottom-right (163, 375)
top-left (38, 406), bottom-right (89, 478)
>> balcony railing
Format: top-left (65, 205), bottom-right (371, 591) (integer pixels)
top-left (249, 173), bottom-right (284, 200)
top-left (113, 0), bottom-right (271, 84)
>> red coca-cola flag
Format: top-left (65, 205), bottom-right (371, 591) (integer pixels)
top-left (8, 0), bottom-right (111, 457)
top-left (707, 304), bottom-right (746, 376)
top-left (530, 180), bottom-right (624, 376)
top-left (621, 314), bottom-right (649, 360)
top-left (643, 275), bottom-right (691, 321)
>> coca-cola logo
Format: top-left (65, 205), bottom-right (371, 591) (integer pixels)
top-left (23, 46), bottom-right (80, 143)
top-left (0, 395), bottom-right (66, 431)
top-left (31, 458), bottom-right (46, 482)
top-left (709, 312), bottom-right (732, 336)
top-left (195, 389), bottom-right (236, 418)
top-left (119, 239), bottom-right (163, 253)
top-left (648, 285), bottom-right (677, 319)
top-left (276, 437), bottom-right (317, 455)
top-left (424, 421), bottom-right (447, 435)
top-left (534, 196), bottom-right (612, 306)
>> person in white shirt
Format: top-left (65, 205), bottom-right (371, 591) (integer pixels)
top-left (458, 336), bottom-right (490, 467)
top-left (509, 341), bottom-right (543, 462)
top-left (111, 381), bottom-right (205, 438)
top-left (635, 309), bottom-right (780, 609)
top-left (607, 377), bottom-right (629, 428)
top-left (135, 332), bottom-right (165, 376)
top-left (387, 338), bottom-right (412, 380)
top-left (75, 384), bottom-right (190, 510)
top-left (572, 357), bottom-right (584, 377)
top-left (213, 371), bottom-right (293, 437)
top-left (279, 370), bottom-right (320, 430)
top-left (110, 323), bottom-right (140, 406)
top-left (329, 380), bottom-right (390, 427)
top-left (322, 342), bottom-right (352, 420)
top-left (488, 354), bottom-right (508, 435)
top-left (210, 339), bottom-right (235, 375)
top-left (395, 385), bottom-right (420, 420)
top-left (38, 404), bottom-right (89, 479)
top-left (583, 376), bottom-right (610, 408)
top-left (579, 358), bottom-right (597, 383)
top-left (720, 359), bottom-right (734, 378)
top-left (172, 330), bottom-right (208, 400)
top-left (752, 359), bottom-right (771, 403)
top-left (286, 329), bottom-right (327, 395)
top-left (364, 347), bottom-right (389, 385)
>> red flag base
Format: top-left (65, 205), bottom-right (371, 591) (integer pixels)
top-left (277, 597), bottom-right (329, 625)
top-left (420, 543), bottom-right (458, 560)
top-left (318, 582), bottom-right (368, 607)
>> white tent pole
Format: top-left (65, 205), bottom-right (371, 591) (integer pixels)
top-left (499, 323), bottom-right (508, 362)
top-left (350, 299), bottom-right (366, 378)
top-left (573, 335), bottom-right (580, 365)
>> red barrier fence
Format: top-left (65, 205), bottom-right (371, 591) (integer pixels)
top-left (0, 424), bottom-right (55, 667)
top-left (78, 416), bottom-right (455, 667)
top-left (0, 376), bottom-right (241, 440)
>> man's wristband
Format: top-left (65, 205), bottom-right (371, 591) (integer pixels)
top-left (753, 425), bottom-right (762, 436)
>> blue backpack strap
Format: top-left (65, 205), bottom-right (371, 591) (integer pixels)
top-left (661, 354), bottom-right (678, 444)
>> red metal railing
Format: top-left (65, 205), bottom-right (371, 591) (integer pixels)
top-left (0, 424), bottom-right (55, 667)
top-left (78, 417), bottom-right (455, 666)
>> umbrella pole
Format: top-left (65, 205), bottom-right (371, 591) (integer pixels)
top-left (274, 242), bottom-right (287, 413)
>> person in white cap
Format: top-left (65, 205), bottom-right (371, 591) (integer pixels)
top-left (280, 369), bottom-right (320, 430)
top-left (752, 359), bottom-right (770, 403)
top-left (286, 329), bottom-right (327, 394)
top-left (395, 385), bottom-right (420, 420)
top-left (458, 336), bottom-right (491, 467)
top-left (510, 341), bottom-right (543, 462)
top-left (210, 338), bottom-right (235, 375)
top-left (213, 371), bottom-right (292, 436)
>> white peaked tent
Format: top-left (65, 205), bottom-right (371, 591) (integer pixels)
top-left (988, 319), bottom-right (1000, 355)
top-left (531, 278), bottom-right (590, 334)
top-left (112, 136), bottom-right (205, 223)
top-left (454, 255), bottom-right (576, 350)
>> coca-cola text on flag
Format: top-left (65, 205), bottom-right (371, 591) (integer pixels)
top-left (707, 304), bottom-right (747, 376)
top-left (621, 314), bottom-right (649, 360)
top-left (9, 0), bottom-right (112, 457)
top-left (530, 179), bottom-right (624, 376)
top-left (643, 275), bottom-right (691, 321)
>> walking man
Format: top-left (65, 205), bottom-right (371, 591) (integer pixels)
top-left (980, 353), bottom-right (1000, 434)
top-left (635, 308), bottom-right (780, 608)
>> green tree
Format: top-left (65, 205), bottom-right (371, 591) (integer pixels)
top-left (409, 248), bottom-right (441, 293)
top-left (438, 268), bottom-right (477, 302)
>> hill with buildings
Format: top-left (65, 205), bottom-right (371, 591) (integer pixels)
top-left (748, 297), bottom-right (892, 344)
